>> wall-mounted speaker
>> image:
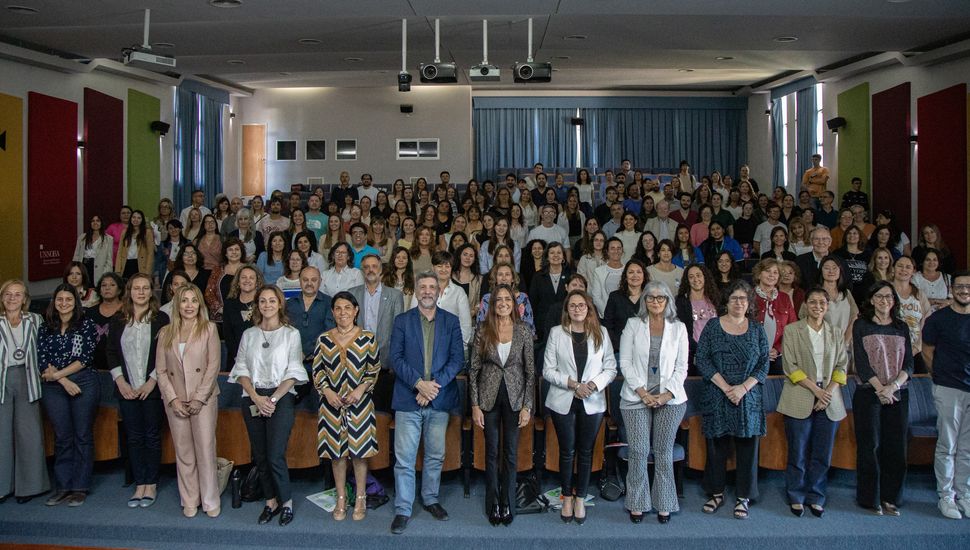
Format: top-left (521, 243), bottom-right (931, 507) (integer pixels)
top-left (150, 120), bottom-right (170, 136)
top-left (400, 104), bottom-right (414, 114)
top-left (826, 117), bottom-right (846, 132)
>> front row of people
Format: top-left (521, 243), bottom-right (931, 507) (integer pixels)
top-left (1, 267), bottom-right (969, 530)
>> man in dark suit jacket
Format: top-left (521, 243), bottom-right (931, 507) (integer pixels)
top-left (795, 226), bottom-right (834, 290)
top-left (388, 271), bottom-right (464, 534)
top-left (348, 254), bottom-right (405, 411)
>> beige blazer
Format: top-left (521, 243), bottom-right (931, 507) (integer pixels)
top-left (155, 323), bottom-right (221, 406)
top-left (777, 320), bottom-right (848, 421)
top-left (114, 235), bottom-right (155, 275)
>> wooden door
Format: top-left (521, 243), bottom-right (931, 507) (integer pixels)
top-left (241, 124), bottom-right (266, 196)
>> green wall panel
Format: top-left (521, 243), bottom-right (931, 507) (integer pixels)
top-left (127, 89), bottom-right (161, 214)
top-left (836, 83), bottom-right (871, 198)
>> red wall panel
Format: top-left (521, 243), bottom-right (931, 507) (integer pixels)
top-left (917, 84), bottom-right (968, 270)
top-left (871, 83), bottom-right (911, 233)
top-left (27, 92), bottom-right (78, 281)
top-left (83, 88), bottom-right (124, 224)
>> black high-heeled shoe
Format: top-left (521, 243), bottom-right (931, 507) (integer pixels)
top-left (500, 504), bottom-right (513, 526)
top-left (488, 504), bottom-right (502, 526)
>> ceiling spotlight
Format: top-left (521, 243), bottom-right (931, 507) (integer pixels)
top-left (343, 57), bottom-right (364, 62)
top-left (6, 5), bottom-right (39, 14)
top-left (563, 34), bottom-right (587, 41)
top-left (715, 56), bottom-right (734, 61)
top-left (208, 0), bottom-right (243, 8)
top-left (226, 59), bottom-right (245, 65)
top-left (298, 38), bottom-right (321, 45)
top-left (553, 55), bottom-right (571, 60)
top-left (773, 36), bottom-right (799, 43)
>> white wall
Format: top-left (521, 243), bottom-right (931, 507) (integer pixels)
top-left (0, 57), bottom-right (176, 295)
top-left (226, 86), bottom-right (473, 197)
top-left (746, 93), bottom-right (772, 184)
top-left (820, 55), bottom-right (970, 235)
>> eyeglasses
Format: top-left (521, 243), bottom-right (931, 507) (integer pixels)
top-left (806, 300), bottom-right (828, 307)
top-left (872, 293), bottom-right (894, 302)
top-left (728, 296), bottom-right (749, 303)
top-left (567, 303), bottom-right (588, 310)
top-left (953, 284), bottom-right (970, 292)
top-left (644, 295), bottom-right (668, 303)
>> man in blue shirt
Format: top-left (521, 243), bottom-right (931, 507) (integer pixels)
top-left (348, 223), bottom-right (379, 268)
top-left (284, 266), bottom-right (334, 366)
top-left (923, 271), bottom-right (970, 519)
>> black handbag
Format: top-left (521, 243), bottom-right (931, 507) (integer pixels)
top-left (239, 466), bottom-right (265, 502)
top-left (514, 471), bottom-right (550, 514)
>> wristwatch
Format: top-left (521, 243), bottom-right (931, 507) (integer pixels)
top-left (270, 396), bottom-right (278, 404)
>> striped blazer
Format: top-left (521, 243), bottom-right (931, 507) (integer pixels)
top-left (0, 312), bottom-right (43, 403)
top-left (777, 320), bottom-right (849, 421)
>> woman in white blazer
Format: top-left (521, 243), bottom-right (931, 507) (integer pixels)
top-left (543, 289), bottom-right (616, 524)
top-left (72, 215), bottom-right (114, 285)
top-left (619, 281), bottom-right (689, 524)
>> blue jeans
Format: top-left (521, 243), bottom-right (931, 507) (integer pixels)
top-left (42, 369), bottom-right (101, 492)
top-left (393, 408), bottom-right (449, 516)
top-left (784, 410), bottom-right (839, 505)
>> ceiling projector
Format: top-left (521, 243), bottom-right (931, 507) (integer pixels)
top-left (419, 62), bottom-right (458, 83)
top-left (469, 64), bottom-right (501, 82)
top-left (512, 61), bottom-right (552, 83)
top-left (123, 48), bottom-right (176, 71)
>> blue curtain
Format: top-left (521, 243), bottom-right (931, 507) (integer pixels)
top-left (795, 85), bottom-right (818, 194)
top-left (581, 107), bottom-right (746, 177)
top-left (771, 98), bottom-right (785, 191)
top-left (174, 80), bottom-right (227, 211)
top-left (473, 108), bottom-right (576, 180)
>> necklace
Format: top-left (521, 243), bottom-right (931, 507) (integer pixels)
top-left (260, 327), bottom-right (275, 348)
top-left (336, 325), bottom-right (356, 335)
top-left (8, 315), bottom-right (26, 362)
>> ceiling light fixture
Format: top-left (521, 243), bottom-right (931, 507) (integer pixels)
top-left (226, 59), bottom-right (245, 65)
top-left (678, 68), bottom-right (694, 72)
top-left (773, 36), bottom-right (799, 43)
top-left (343, 57), bottom-right (363, 62)
top-left (208, 0), bottom-right (243, 8)
top-left (563, 34), bottom-right (587, 41)
top-left (6, 5), bottom-right (39, 14)
top-left (297, 38), bottom-right (321, 45)
top-left (553, 55), bottom-right (571, 60)
top-left (278, 72), bottom-right (290, 76)
top-left (715, 56), bottom-right (734, 61)
top-left (152, 42), bottom-right (175, 49)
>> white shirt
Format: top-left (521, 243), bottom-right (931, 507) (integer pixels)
top-left (113, 321), bottom-right (154, 387)
top-left (497, 341), bottom-right (512, 365)
top-left (410, 281), bottom-right (472, 344)
top-left (321, 266), bottom-right (364, 297)
top-left (754, 220), bottom-right (783, 254)
top-left (808, 324), bottom-right (825, 384)
top-left (592, 263), bottom-right (624, 315)
top-left (228, 325), bottom-right (308, 395)
top-left (357, 184), bottom-right (379, 204)
top-left (528, 224), bottom-right (569, 249)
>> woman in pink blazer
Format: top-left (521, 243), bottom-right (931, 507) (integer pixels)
top-left (155, 285), bottom-right (221, 518)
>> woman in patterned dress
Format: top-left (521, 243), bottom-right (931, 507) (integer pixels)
top-left (695, 279), bottom-right (769, 520)
top-left (312, 291), bottom-right (380, 522)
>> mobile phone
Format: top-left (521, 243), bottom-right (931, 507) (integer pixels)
top-left (249, 404), bottom-right (260, 417)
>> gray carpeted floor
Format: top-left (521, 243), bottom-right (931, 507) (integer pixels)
top-left (2, 465), bottom-right (970, 550)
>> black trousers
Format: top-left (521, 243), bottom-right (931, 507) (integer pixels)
top-left (702, 435), bottom-right (760, 500)
top-left (242, 389), bottom-right (296, 503)
top-left (853, 387), bottom-right (909, 507)
top-left (118, 397), bottom-right (164, 485)
top-left (484, 381), bottom-right (518, 512)
top-left (550, 398), bottom-right (602, 498)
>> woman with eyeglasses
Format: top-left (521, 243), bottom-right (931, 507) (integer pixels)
top-left (777, 286), bottom-right (849, 518)
top-left (543, 290), bottom-right (616, 524)
top-left (852, 281), bottom-right (913, 516)
top-left (696, 280), bottom-right (769, 520)
top-left (620, 281), bottom-right (689, 524)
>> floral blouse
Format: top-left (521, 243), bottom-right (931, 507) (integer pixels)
top-left (38, 317), bottom-right (97, 376)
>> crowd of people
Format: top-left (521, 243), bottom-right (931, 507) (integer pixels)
top-left (1, 159), bottom-right (969, 534)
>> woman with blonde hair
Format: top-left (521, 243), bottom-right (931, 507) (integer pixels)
top-left (155, 285), bottom-right (221, 518)
top-left (105, 273), bottom-right (169, 508)
top-left (0, 280), bottom-right (50, 503)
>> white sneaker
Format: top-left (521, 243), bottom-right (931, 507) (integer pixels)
top-left (958, 496), bottom-right (970, 518)
top-left (939, 496), bottom-right (962, 519)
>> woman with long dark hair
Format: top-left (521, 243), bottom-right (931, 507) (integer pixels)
top-left (38, 284), bottom-right (99, 506)
top-left (72, 215), bottom-right (113, 285)
top-left (543, 290), bottom-right (616, 524)
top-left (470, 285), bottom-right (535, 525)
top-left (852, 281), bottom-right (913, 516)
top-left (675, 264), bottom-right (719, 375)
top-left (603, 259), bottom-right (648, 350)
top-left (106, 273), bottom-right (169, 508)
top-left (115, 210), bottom-right (155, 279)
top-left (529, 242), bottom-right (573, 339)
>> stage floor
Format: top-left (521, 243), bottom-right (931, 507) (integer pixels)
top-left (2, 465), bottom-right (970, 550)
